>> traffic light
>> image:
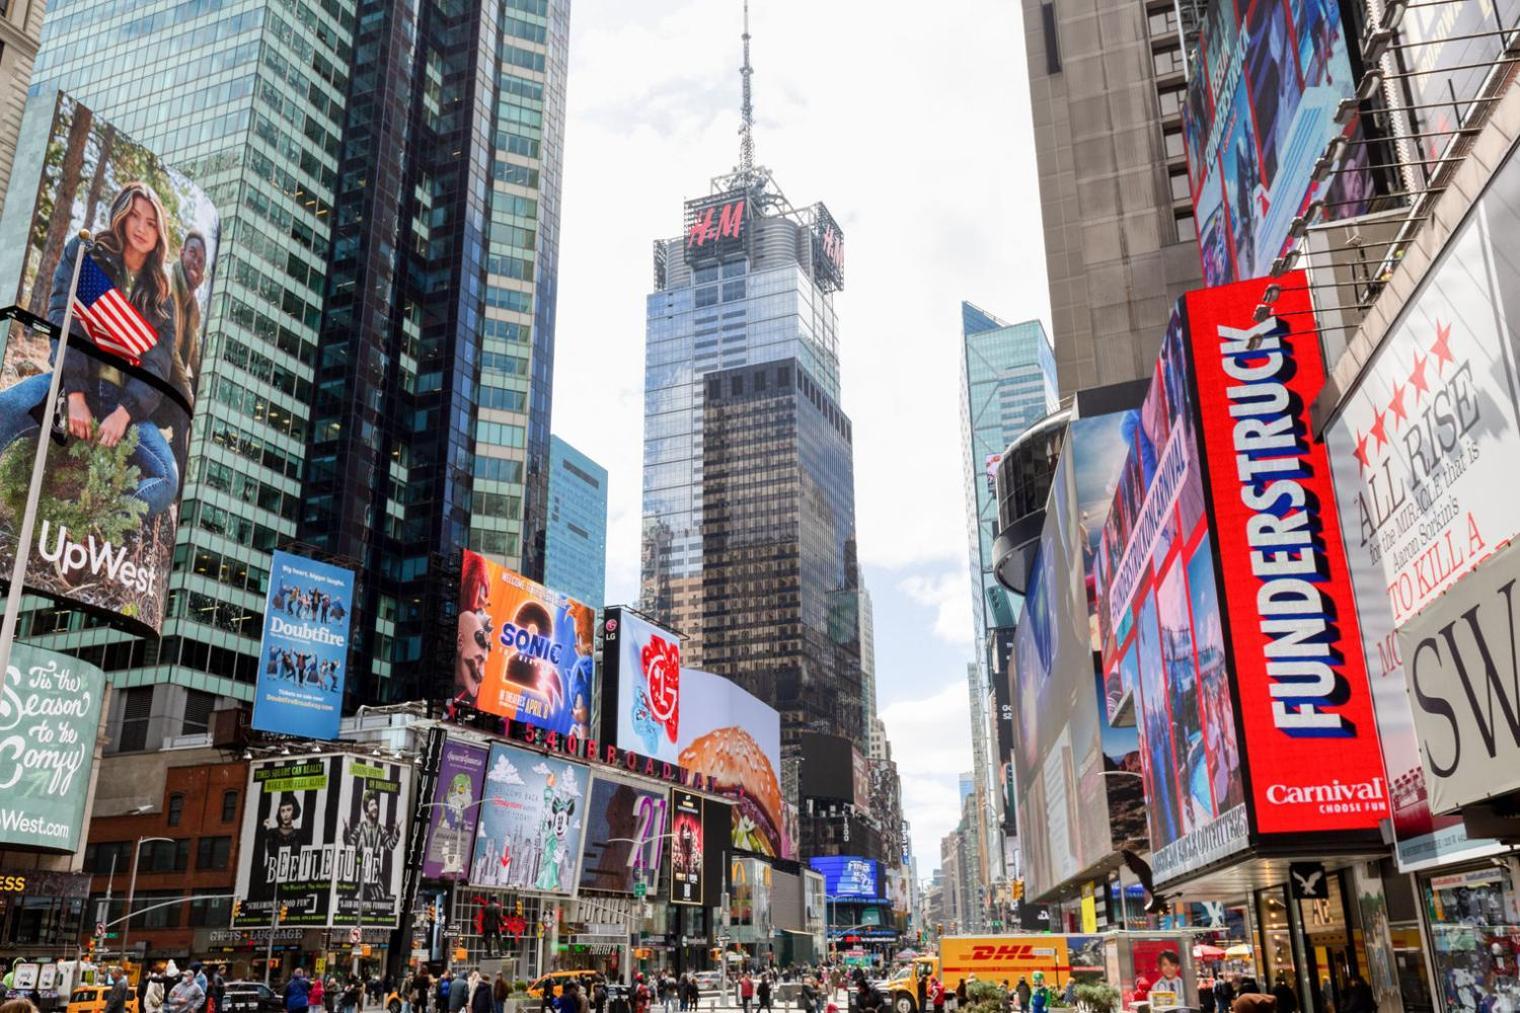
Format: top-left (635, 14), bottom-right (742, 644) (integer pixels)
top-left (85, 938), bottom-right (96, 958)
top-left (1012, 879), bottom-right (1025, 901)
top-left (427, 902), bottom-right (437, 922)
top-left (279, 903), bottom-right (289, 921)
top-left (231, 898), bottom-right (243, 921)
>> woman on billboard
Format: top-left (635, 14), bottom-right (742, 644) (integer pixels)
top-left (0, 181), bottom-right (180, 515)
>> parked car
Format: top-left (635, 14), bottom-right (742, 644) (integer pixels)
top-left (220, 981), bottom-right (283, 1013)
top-left (65, 986), bottom-right (139, 1013)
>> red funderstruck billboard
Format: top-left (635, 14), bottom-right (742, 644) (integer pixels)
top-left (1188, 274), bottom-right (1387, 836)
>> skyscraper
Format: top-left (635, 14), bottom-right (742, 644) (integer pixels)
top-left (1022, 0), bottom-right (1202, 393)
top-left (543, 434), bottom-right (607, 608)
top-left (0, 0), bottom-right (46, 197)
top-left (19, 0), bottom-right (573, 734)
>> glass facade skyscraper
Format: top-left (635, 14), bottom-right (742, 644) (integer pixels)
top-left (19, 0), bottom-right (572, 737)
top-left (543, 434), bottom-right (607, 608)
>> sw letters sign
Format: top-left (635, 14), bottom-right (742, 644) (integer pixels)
top-left (1399, 536), bottom-right (1520, 814)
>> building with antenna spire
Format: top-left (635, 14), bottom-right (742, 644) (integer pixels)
top-left (640, 3), bottom-right (876, 867)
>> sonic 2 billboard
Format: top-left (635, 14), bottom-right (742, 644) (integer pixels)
top-left (1095, 273), bottom-right (1386, 884)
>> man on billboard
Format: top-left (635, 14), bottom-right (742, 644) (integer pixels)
top-left (343, 789), bottom-right (401, 903)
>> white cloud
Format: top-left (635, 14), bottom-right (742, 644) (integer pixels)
top-left (881, 683), bottom-right (974, 867)
top-left (487, 755), bottom-right (524, 785)
top-left (896, 571), bottom-right (974, 647)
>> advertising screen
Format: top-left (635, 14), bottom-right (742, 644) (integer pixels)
top-left (683, 189), bottom-right (749, 265)
top-left (455, 549), bottom-right (595, 735)
top-left (234, 756), bottom-right (341, 928)
top-left (799, 731), bottom-right (856, 802)
top-left (669, 789), bottom-right (704, 905)
top-left (421, 738), bottom-right (489, 880)
top-left (470, 742), bottom-right (588, 895)
top-left (1183, 0), bottom-right (1368, 284)
top-left (0, 91), bottom-right (219, 634)
top-left (332, 756), bottom-right (410, 927)
top-left (578, 777), bottom-right (669, 895)
top-left (599, 607), bottom-right (787, 858)
top-left (252, 550), bottom-right (355, 740)
top-left (1323, 148), bottom-right (1520, 867)
top-left (0, 643), bottom-right (105, 853)
top-left (809, 856), bottom-right (879, 900)
top-left (1094, 307), bottom-right (1249, 885)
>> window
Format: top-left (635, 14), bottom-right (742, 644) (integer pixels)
top-left (1164, 129), bottom-right (1185, 161)
top-left (1152, 46), bottom-right (1184, 77)
top-left (188, 895), bottom-right (232, 928)
top-left (140, 839), bottom-right (191, 873)
top-left (222, 790), bottom-right (240, 823)
top-left (118, 686), bottom-right (153, 753)
top-left (694, 286), bottom-right (718, 308)
top-left (197, 836), bottom-right (232, 871)
top-left (183, 690), bottom-right (215, 735)
top-left (167, 793), bottom-right (185, 827)
top-left (1147, 7), bottom-right (1178, 37)
top-left (1175, 212), bottom-right (1197, 243)
top-left (1158, 86), bottom-right (1185, 118)
top-left (1170, 170), bottom-right (1191, 202)
top-left (721, 279), bottom-right (745, 301)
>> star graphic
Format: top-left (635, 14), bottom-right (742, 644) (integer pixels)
top-left (1431, 320), bottom-right (1455, 372)
top-left (1409, 351), bottom-right (1430, 400)
top-left (1388, 380), bottom-right (1408, 426)
top-left (1353, 430), bottom-right (1370, 473)
top-left (1369, 407), bottom-right (1390, 452)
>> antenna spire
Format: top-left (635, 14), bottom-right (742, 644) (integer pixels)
top-left (739, 0), bottom-right (755, 174)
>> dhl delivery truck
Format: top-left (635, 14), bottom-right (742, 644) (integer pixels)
top-left (883, 936), bottom-right (1073, 1013)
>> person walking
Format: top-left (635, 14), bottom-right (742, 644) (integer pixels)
top-left (740, 976), bottom-right (754, 1013)
top-left (342, 978), bottom-right (363, 1013)
top-left (449, 972), bottom-right (470, 1013)
top-left (800, 979), bottom-right (818, 1013)
top-left (930, 979), bottom-right (945, 1013)
top-left (1270, 976), bottom-right (1299, 1013)
top-left (170, 971), bottom-right (206, 1013)
top-left (308, 979), bottom-right (325, 1013)
top-left (105, 969), bottom-right (131, 1013)
top-left (1214, 976), bottom-right (1236, 1013)
top-left (493, 976), bottom-right (510, 1013)
top-left (916, 975), bottom-right (927, 1013)
top-left (757, 977), bottom-right (772, 1013)
top-left (412, 972), bottom-right (433, 1013)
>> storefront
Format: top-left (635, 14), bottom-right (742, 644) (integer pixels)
top-left (1415, 861), bottom-right (1520, 1013)
top-left (0, 870), bottom-right (90, 966)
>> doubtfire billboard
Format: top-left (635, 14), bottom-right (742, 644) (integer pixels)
top-left (1094, 272), bottom-right (1386, 885)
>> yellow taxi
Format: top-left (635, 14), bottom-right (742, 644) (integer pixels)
top-left (526, 971), bottom-right (590, 999)
top-left (66, 985), bottom-right (140, 1013)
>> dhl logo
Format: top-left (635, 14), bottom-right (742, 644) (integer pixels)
top-left (968, 945), bottom-right (1048, 961)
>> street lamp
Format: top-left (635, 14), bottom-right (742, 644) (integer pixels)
top-left (122, 835), bottom-right (174, 959)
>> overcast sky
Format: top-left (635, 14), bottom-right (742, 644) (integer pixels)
top-left (550, 0), bottom-right (1048, 873)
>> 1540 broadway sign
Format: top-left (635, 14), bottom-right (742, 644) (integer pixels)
top-left (1399, 536), bottom-right (1520, 814)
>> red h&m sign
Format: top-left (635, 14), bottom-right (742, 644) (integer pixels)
top-left (687, 198), bottom-right (746, 250)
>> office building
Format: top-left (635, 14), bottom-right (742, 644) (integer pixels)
top-left (543, 434), bottom-right (607, 607)
top-left (0, 0), bottom-right (45, 197)
top-left (1021, 0), bottom-right (1202, 393)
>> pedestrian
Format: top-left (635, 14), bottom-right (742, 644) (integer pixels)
top-left (916, 975), bottom-right (927, 1013)
top-left (801, 979), bottom-right (818, 1013)
top-left (450, 972), bottom-right (471, 1013)
top-left (308, 978), bottom-right (326, 1013)
top-left (1270, 976), bottom-right (1298, 1013)
top-left (954, 981), bottom-right (967, 1013)
top-left (757, 977), bottom-right (772, 1013)
top-left (740, 976), bottom-right (754, 1013)
top-left (1214, 976), bottom-right (1236, 1013)
top-left (413, 972), bottom-right (433, 1013)
top-left (0, 1001), bottom-right (39, 1013)
top-left (593, 978), bottom-right (608, 1013)
top-left (1201, 980), bottom-right (1217, 1013)
top-left (1231, 996), bottom-right (1277, 1013)
top-left (1341, 976), bottom-right (1373, 1013)
top-left (209, 965), bottom-right (228, 1013)
top-left (171, 971), bottom-right (207, 1013)
top-left (438, 973), bottom-right (454, 1013)
top-left (105, 968), bottom-right (131, 1013)
top-left (343, 979), bottom-right (364, 1013)
top-left (470, 973), bottom-right (493, 1013)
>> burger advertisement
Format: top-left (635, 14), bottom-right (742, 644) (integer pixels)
top-left (599, 607), bottom-right (789, 858)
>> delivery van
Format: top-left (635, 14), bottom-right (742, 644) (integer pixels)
top-left (883, 936), bottom-right (1072, 1013)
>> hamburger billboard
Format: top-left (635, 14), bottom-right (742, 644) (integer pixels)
top-left (598, 607), bottom-right (788, 858)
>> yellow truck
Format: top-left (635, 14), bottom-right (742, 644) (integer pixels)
top-left (883, 936), bottom-right (1073, 1013)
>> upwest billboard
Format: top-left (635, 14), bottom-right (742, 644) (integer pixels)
top-left (1094, 273), bottom-right (1386, 884)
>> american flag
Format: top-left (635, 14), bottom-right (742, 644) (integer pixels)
top-left (72, 253), bottom-right (159, 365)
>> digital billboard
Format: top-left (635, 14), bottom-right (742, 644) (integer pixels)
top-left (799, 731), bottom-right (856, 803)
top-left (811, 203), bottom-right (844, 291)
top-left (683, 189), bottom-right (748, 266)
top-left (599, 607), bottom-right (787, 858)
top-left (578, 777), bottom-right (669, 895)
top-left (808, 856), bottom-right (879, 900)
top-left (0, 643), bottom-right (106, 853)
top-left (470, 742), bottom-right (588, 895)
top-left (1183, 0), bottom-right (1369, 284)
top-left (421, 738), bottom-right (488, 880)
top-left (1096, 272), bottom-right (1387, 884)
top-left (669, 789), bottom-right (704, 906)
top-left (455, 549), bottom-right (595, 736)
top-left (0, 91), bottom-right (219, 635)
top-left (1322, 146), bottom-right (1520, 868)
top-left (252, 550), bottom-right (354, 740)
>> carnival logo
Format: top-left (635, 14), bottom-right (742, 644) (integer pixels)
top-left (1264, 777), bottom-right (1386, 810)
top-left (641, 634), bottom-right (680, 743)
top-left (36, 521), bottom-right (153, 594)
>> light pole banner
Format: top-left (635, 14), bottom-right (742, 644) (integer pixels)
top-left (0, 642), bottom-right (105, 852)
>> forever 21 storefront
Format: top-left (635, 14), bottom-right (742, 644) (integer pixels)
top-left (1314, 65), bottom-right (1520, 1013)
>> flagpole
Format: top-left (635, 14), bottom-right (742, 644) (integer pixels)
top-left (0, 230), bottom-right (91, 682)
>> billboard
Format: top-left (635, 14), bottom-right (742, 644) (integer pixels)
top-left (455, 549), bottom-right (595, 736)
top-left (234, 756), bottom-right (340, 928)
top-left (578, 777), bottom-right (669, 895)
top-left (470, 741), bottom-right (588, 895)
top-left (0, 91), bottom-right (219, 634)
top-left (421, 738), bottom-right (489, 880)
top-left (799, 731), bottom-right (856, 803)
top-left (669, 789), bottom-right (704, 905)
top-left (1183, 0), bottom-right (1368, 284)
top-left (811, 203), bottom-right (844, 291)
top-left (0, 643), bottom-right (106, 852)
top-left (332, 756), bottom-right (410, 927)
top-left (809, 856), bottom-right (879, 900)
top-left (683, 189), bottom-right (749, 265)
top-left (1322, 145), bottom-right (1520, 869)
top-left (599, 607), bottom-right (787, 858)
top-left (1398, 538), bottom-right (1520, 816)
top-left (252, 550), bottom-right (355, 740)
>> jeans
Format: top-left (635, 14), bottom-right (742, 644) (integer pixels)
top-left (664, 999), bottom-right (676, 1013)
top-left (0, 373), bottom-right (179, 516)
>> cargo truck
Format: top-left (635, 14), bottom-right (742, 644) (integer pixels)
top-left (881, 936), bottom-right (1073, 1013)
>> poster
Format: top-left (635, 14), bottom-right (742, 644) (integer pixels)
top-left (233, 756), bottom-right (340, 928)
top-left (470, 741), bottom-right (588, 895)
top-left (599, 607), bottom-right (787, 858)
top-left (421, 739), bottom-right (489, 880)
top-left (0, 91), bottom-right (219, 634)
top-left (0, 643), bottom-right (105, 852)
top-left (670, 790), bottom-right (704, 905)
top-left (332, 757), bottom-right (409, 927)
top-left (252, 550), bottom-right (355, 740)
top-left (578, 777), bottom-right (669, 895)
top-left (1322, 147), bottom-right (1520, 868)
top-left (455, 549), bottom-right (595, 736)
top-left (1130, 938), bottom-right (1190, 1008)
